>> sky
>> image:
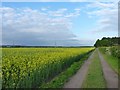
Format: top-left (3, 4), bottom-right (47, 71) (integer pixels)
top-left (1, 1), bottom-right (118, 46)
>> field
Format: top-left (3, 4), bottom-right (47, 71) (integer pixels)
top-left (2, 48), bottom-right (93, 88)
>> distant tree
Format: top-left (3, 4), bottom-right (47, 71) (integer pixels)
top-left (94, 37), bottom-right (120, 47)
top-left (94, 39), bottom-right (99, 47)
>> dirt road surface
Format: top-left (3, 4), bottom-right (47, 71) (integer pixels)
top-left (98, 49), bottom-right (118, 88)
top-left (64, 48), bottom-right (119, 88)
top-left (64, 50), bottom-right (95, 88)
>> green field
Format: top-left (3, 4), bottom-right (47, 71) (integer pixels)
top-left (2, 48), bottom-right (93, 88)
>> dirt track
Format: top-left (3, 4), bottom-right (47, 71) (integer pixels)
top-left (64, 49), bottom-right (119, 88)
top-left (98, 49), bottom-right (118, 88)
top-left (64, 50), bottom-right (95, 88)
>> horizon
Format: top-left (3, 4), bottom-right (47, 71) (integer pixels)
top-left (1, 36), bottom-right (119, 47)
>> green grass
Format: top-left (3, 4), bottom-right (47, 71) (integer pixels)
top-left (40, 52), bottom-right (92, 88)
top-left (99, 48), bottom-right (119, 75)
top-left (82, 50), bottom-right (106, 88)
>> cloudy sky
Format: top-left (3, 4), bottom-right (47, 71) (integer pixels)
top-left (1, 1), bottom-right (118, 46)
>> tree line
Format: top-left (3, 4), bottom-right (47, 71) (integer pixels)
top-left (94, 37), bottom-right (120, 47)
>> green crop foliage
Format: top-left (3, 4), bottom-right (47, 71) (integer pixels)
top-left (2, 48), bottom-right (93, 88)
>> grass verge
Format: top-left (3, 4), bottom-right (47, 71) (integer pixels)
top-left (82, 50), bottom-right (106, 88)
top-left (40, 51), bottom-right (93, 88)
top-left (99, 48), bottom-right (119, 75)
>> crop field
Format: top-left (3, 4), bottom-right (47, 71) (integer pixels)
top-left (2, 48), bottom-right (93, 88)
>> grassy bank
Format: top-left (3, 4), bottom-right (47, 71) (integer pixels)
top-left (40, 51), bottom-right (93, 88)
top-left (82, 50), bottom-right (106, 88)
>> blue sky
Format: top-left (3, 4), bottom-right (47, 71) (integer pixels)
top-left (1, 2), bottom-right (118, 46)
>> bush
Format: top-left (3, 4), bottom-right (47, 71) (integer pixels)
top-left (110, 47), bottom-right (120, 59)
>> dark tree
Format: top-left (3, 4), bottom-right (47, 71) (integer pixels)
top-left (94, 37), bottom-right (120, 47)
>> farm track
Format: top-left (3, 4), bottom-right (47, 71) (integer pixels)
top-left (64, 48), bottom-right (119, 88)
top-left (64, 50), bottom-right (95, 88)
top-left (98, 49), bottom-right (118, 88)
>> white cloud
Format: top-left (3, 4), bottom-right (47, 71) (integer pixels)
top-left (87, 2), bottom-right (118, 34)
top-left (41, 8), bottom-right (48, 11)
top-left (87, 2), bottom-right (117, 9)
top-left (48, 8), bottom-right (67, 17)
top-left (2, 7), bottom-right (81, 46)
top-left (64, 9), bottom-right (80, 18)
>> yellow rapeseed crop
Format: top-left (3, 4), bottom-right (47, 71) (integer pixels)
top-left (2, 48), bottom-right (93, 88)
